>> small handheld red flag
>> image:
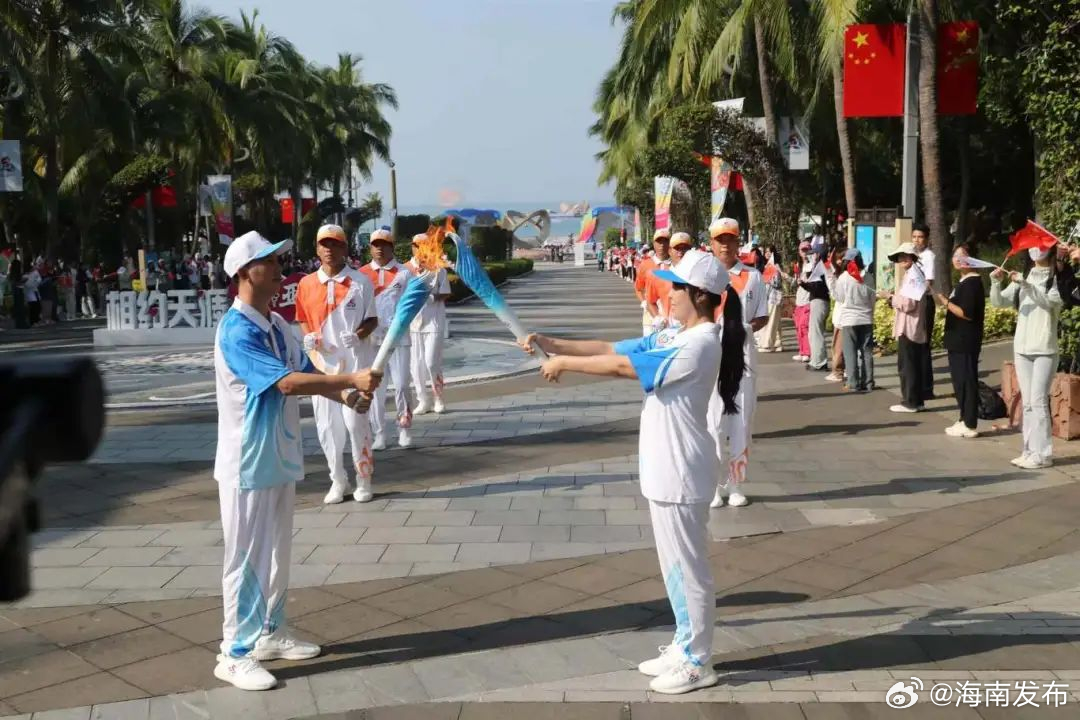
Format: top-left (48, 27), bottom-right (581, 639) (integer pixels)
top-left (1006, 220), bottom-right (1060, 258)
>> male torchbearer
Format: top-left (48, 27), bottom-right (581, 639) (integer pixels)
top-left (212, 231), bottom-right (380, 691)
top-left (296, 224), bottom-right (379, 504)
top-left (406, 233), bottom-right (452, 414)
top-left (706, 218), bottom-right (768, 509)
top-left (359, 228), bottom-right (415, 449)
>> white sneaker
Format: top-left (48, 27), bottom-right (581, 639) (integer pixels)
top-left (824, 373), bottom-right (843, 383)
top-left (398, 428), bottom-right (413, 448)
top-left (1016, 456), bottom-right (1053, 470)
top-left (709, 488), bottom-right (725, 508)
top-left (371, 432), bottom-right (387, 451)
top-left (353, 476), bottom-right (374, 503)
top-left (889, 404), bottom-right (920, 413)
top-left (727, 491), bottom-right (749, 507)
top-left (637, 644), bottom-right (683, 677)
top-left (323, 480), bottom-right (348, 505)
top-left (946, 422), bottom-right (979, 438)
top-left (214, 654), bottom-right (276, 691)
top-left (252, 632), bottom-right (321, 661)
top-left (791, 354), bottom-right (805, 362)
top-left (433, 397), bottom-right (446, 414)
top-left (414, 399), bottom-right (432, 416)
top-left (649, 658), bottom-right (719, 695)
top-left (944, 421), bottom-right (965, 436)
top-left (1010, 454), bottom-right (1030, 467)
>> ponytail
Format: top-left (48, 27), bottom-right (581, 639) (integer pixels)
top-left (718, 289), bottom-right (747, 414)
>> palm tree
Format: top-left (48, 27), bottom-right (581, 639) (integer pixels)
top-left (813, 0), bottom-right (859, 216)
top-left (916, 0), bottom-right (949, 290)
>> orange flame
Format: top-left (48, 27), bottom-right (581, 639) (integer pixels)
top-left (413, 216), bottom-right (455, 272)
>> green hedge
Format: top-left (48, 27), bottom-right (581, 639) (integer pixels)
top-left (448, 258), bottom-right (533, 302)
top-left (872, 299), bottom-right (1017, 355)
top-left (468, 226), bottom-right (513, 261)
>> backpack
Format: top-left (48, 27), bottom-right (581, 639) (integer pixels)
top-left (977, 381), bottom-right (1008, 420)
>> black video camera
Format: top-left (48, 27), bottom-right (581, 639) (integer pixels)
top-left (0, 358), bottom-right (104, 601)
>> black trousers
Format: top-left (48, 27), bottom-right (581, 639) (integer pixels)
top-left (920, 297), bottom-right (936, 397)
top-left (948, 350), bottom-right (980, 430)
top-left (897, 335), bottom-right (926, 409)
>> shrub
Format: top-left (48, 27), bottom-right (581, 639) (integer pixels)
top-left (872, 299), bottom-right (1017, 355)
top-left (394, 214), bottom-right (431, 243)
top-left (469, 226), bottom-right (514, 261)
top-left (446, 258), bottom-right (533, 303)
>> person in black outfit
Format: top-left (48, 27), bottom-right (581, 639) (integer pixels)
top-left (936, 244), bottom-right (985, 437)
top-left (912, 223), bottom-right (937, 398)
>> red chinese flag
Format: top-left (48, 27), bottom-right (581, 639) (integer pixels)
top-left (280, 198), bottom-right (294, 224)
top-left (843, 24), bottom-right (906, 118)
top-left (1007, 220), bottom-right (1060, 258)
top-left (938, 21), bottom-right (979, 115)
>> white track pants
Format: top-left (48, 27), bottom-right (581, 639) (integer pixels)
top-left (649, 499), bottom-right (714, 666)
top-left (709, 373), bottom-right (757, 490)
top-left (370, 346), bottom-right (412, 436)
top-left (219, 482), bottom-right (294, 658)
top-left (312, 395), bottom-right (373, 486)
top-left (410, 331), bottom-right (445, 403)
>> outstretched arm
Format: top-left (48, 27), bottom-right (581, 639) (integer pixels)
top-left (520, 333), bottom-right (615, 357)
top-left (540, 354), bottom-right (637, 383)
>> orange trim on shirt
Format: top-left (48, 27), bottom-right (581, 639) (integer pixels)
top-left (295, 273), bottom-right (353, 330)
top-left (635, 256), bottom-right (656, 298)
top-left (358, 264), bottom-right (401, 295)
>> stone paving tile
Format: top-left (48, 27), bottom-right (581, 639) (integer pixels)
top-left (325, 564), bottom-right (415, 584)
top-left (85, 568), bottom-right (181, 591)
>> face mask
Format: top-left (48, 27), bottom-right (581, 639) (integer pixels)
top-left (1029, 247), bottom-right (1052, 261)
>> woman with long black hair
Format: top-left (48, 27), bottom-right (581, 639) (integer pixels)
top-left (520, 248), bottom-right (746, 695)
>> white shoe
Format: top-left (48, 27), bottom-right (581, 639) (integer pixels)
top-left (889, 404), bottom-right (921, 413)
top-left (791, 354), bottom-right (805, 362)
top-left (252, 632), bottom-right (321, 661)
top-left (638, 644), bottom-right (683, 677)
top-left (353, 476), bottom-right (374, 503)
top-left (371, 432), bottom-right (387, 451)
top-left (824, 373), bottom-right (843, 383)
top-left (1010, 454), bottom-right (1030, 467)
top-left (323, 480), bottom-right (348, 505)
top-left (398, 428), bottom-right (413, 448)
top-left (414, 399), bottom-right (432, 416)
top-left (944, 421), bottom-right (965, 436)
top-left (649, 658), bottom-right (719, 695)
top-left (433, 397), bottom-right (446, 414)
top-left (214, 655), bottom-right (276, 691)
top-left (726, 491), bottom-right (748, 507)
top-left (1016, 456), bottom-right (1053, 470)
top-left (709, 488), bottom-right (725, 509)
top-left (945, 422), bottom-right (978, 438)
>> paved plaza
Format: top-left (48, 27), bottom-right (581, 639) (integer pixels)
top-left (3, 263), bottom-right (1080, 719)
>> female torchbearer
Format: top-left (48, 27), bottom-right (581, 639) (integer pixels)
top-left (520, 249), bottom-right (746, 694)
top-left (212, 231), bottom-right (380, 690)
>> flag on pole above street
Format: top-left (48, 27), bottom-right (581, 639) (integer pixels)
top-left (843, 24), bottom-right (906, 117)
top-left (938, 21), bottom-right (980, 115)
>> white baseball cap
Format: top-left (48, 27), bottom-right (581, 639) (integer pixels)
top-left (370, 228), bottom-right (393, 244)
top-left (653, 248), bottom-right (730, 295)
top-left (709, 217), bottom-right (740, 238)
top-left (670, 232), bottom-right (693, 249)
top-left (653, 228), bottom-right (671, 241)
top-left (223, 231), bottom-right (293, 278)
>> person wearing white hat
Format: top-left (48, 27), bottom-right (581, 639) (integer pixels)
top-left (212, 231), bottom-right (381, 691)
top-left (878, 242), bottom-right (930, 413)
top-left (359, 228), bottom-right (416, 449)
top-left (518, 248), bottom-right (747, 695)
top-left (706, 217), bottom-right (766, 509)
top-left (406, 233), bottom-right (453, 415)
top-left (295, 224), bottom-right (379, 505)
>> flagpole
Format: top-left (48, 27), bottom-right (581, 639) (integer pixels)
top-left (900, 10), bottom-right (920, 219)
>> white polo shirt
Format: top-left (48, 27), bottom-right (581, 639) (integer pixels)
top-left (919, 248), bottom-right (936, 283)
top-left (214, 299), bottom-right (314, 490)
top-left (728, 262), bottom-right (768, 325)
top-left (614, 322), bottom-right (723, 504)
top-left (405, 261), bottom-right (452, 333)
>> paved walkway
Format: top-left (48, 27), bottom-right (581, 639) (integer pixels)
top-left (3, 263), bottom-right (1079, 719)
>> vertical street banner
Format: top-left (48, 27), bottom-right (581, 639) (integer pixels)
top-left (206, 175), bottom-right (234, 245)
top-left (710, 157), bottom-right (733, 220)
top-left (843, 24), bottom-right (906, 117)
top-left (938, 21), bottom-right (979, 115)
top-left (0, 140), bottom-right (23, 192)
top-left (779, 117), bottom-right (810, 171)
top-left (654, 176), bottom-right (675, 232)
top-left (633, 207), bottom-right (642, 245)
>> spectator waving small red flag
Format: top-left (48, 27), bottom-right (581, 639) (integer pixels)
top-left (1006, 220), bottom-right (1060, 258)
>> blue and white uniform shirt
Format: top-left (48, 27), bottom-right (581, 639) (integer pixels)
top-left (213, 299), bottom-right (314, 489)
top-left (614, 322), bottom-right (723, 504)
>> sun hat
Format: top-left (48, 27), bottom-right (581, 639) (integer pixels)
top-left (652, 248), bottom-right (730, 295)
top-left (223, 231), bottom-right (293, 278)
top-left (653, 228), bottom-right (671, 241)
top-left (370, 228), bottom-right (393, 245)
top-left (670, 232), bottom-right (693, 249)
top-left (887, 242), bottom-right (919, 262)
top-left (709, 217), bottom-right (740, 239)
top-left (843, 247), bottom-right (862, 262)
top-left (317, 224), bottom-right (347, 243)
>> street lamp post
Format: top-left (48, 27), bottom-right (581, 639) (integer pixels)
top-left (389, 160), bottom-right (398, 241)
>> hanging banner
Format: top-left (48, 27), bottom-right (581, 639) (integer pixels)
top-left (654, 176), bottom-right (675, 232)
top-left (779, 117), bottom-right (810, 171)
top-left (206, 174), bottom-right (234, 245)
top-left (0, 141), bottom-right (23, 192)
top-left (633, 208), bottom-right (642, 246)
top-left (710, 157), bottom-right (733, 220)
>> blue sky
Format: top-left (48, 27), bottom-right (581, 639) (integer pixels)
top-left (201, 0), bottom-right (622, 208)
